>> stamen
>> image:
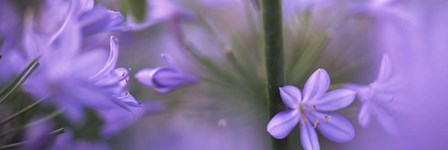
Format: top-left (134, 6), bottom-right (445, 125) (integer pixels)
top-left (313, 119), bottom-right (319, 128)
top-left (313, 105), bottom-right (317, 110)
top-left (300, 118), bottom-right (308, 126)
top-left (324, 115), bottom-right (332, 121)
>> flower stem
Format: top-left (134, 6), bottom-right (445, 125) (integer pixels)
top-left (260, 0), bottom-right (288, 150)
top-left (0, 96), bottom-right (46, 126)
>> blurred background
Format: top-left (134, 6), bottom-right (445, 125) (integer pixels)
top-left (1, 0), bottom-right (448, 149)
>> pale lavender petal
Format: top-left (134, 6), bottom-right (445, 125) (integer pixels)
top-left (300, 121), bottom-right (320, 150)
top-left (303, 69), bottom-right (330, 102)
top-left (161, 53), bottom-right (181, 68)
top-left (135, 68), bottom-right (156, 87)
top-left (358, 104), bottom-right (371, 128)
top-left (71, 49), bottom-right (108, 79)
top-left (311, 89), bottom-right (355, 111)
top-left (89, 36), bottom-right (119, 81)
top-left (116, 91), bottom-right (142, 107)
top-left (267, 110), bottom-right (300, 139)
top-left (79, 7), bottom-right (124, 36)
top-left (377, 54), bottom-right (392, 82)
top-left (279, 85), bottom-right (301, 109)
top-left (314, 112), bottom-right (355, 142)
top-left (375, 105), bottom-right (399, 135)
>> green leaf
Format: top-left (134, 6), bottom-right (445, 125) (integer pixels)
top-left (122, 0), bottom-right (147, 23)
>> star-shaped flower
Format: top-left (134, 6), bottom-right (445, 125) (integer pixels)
top-left (267, 69), bottom-right (356, 150)
top-left (355, 54), bottom-right (399, 135)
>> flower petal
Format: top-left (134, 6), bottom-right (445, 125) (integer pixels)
top-left (311, 89), bottom-right (355, 111)
top-left (89, 36), bottom-right (119, 81)
top-left (279, 85), bottom-right (302, 109)
top-left (375, 105), bottom-right (399, 135)
top-left (303, 69), bottom-right (330, 102)
top-left (135, 68), bottom-right (157, 87)
top-left (267, 110), bottom-right (300, 139)
top-left (358, 104), bottom-right (371, 128)
top-left (300, 121), bottom-right (320, 150)
top-left (314, 112), bottom-right (355, 142)
top-left (377, 54), bottom-right (392, 82)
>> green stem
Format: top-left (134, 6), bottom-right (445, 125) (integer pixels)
top-left (0, 141), bottom-right (25, 149)
top-left (0, 96), bottom-right (46, 126)
top-left (260, 0), bottom-right (287, 150)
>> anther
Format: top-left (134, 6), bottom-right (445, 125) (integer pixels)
top-left (313, 119), bottom-right (320, 128)
top-left (300, 118), bottom-right (308, 125)
top-left (324, 115), bottom-right (332, 121)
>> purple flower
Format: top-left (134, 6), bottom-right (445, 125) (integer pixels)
top-left (349, 0), bottom-right (409, 24)
top-left (267, 69), bottom-right (355, 150)
top-left (135, 53), bottom-right (198, 93)
top-left (22, 119), bottom-right (54, 150)
top-left (353, 54), bottom-right (399, 135)
top-left (125, 0), bottom-right (194, 30)
top-left (53, 130), bottom-right (110, 150)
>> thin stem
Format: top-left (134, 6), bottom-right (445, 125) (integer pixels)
top-left (0, 96), bottom-right (46, 126)
top-left (0, 110), bottom-right (62, 137)
top-left (260, 0), bottom-right (287, 150)
top-left (0, 58), bottom-right (39, 106)
top-left (0, 141), bottom-right (25, 149)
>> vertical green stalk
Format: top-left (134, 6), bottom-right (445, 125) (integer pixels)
top-left (260, 0), bottom-right (287, 150)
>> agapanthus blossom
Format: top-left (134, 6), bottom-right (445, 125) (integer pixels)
top-left (352, 54), bottom-right (399, 135)
top-left (267, 69), bottom-right (355, 150)
top-left (22, 19), bottom-right (139, 122)
top-left (135, 53), bottom-right (198, 93)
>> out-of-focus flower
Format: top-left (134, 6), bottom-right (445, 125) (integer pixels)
top-left (125, 0), bottom-right (194, 30)
top-left (267, 69), bottom-right (355, 150)
top-left (349, 0), bottom-right (409, 23)
top-left (22, 119), bottom-right (54, 150)
top-left (135, 53), bottom-right (198, 93)
top-left (52, 130), bottom-right (109, 150)
top-left (351, 54), bottom-right (399, 135)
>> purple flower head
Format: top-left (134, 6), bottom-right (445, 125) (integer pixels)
top-left (79, 6), bottom-right (127, 36)
top-left (125, 0), bottom-right (194, 30)
top-left (22, 18), bottom-right (139, 123)
top-left (267, 69), bottom-right (356, 150)
top-left (135, 53), bottom-right (198, 93)
top-left (353, 54), bottom-right (399, 135)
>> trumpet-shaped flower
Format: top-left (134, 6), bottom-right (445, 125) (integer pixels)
top-left (135, 54), bottom-right (198, 93)
top-left (267, 69), bottom-right (355, 150)
top-left (354, 54), bottom-right (399, 135)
